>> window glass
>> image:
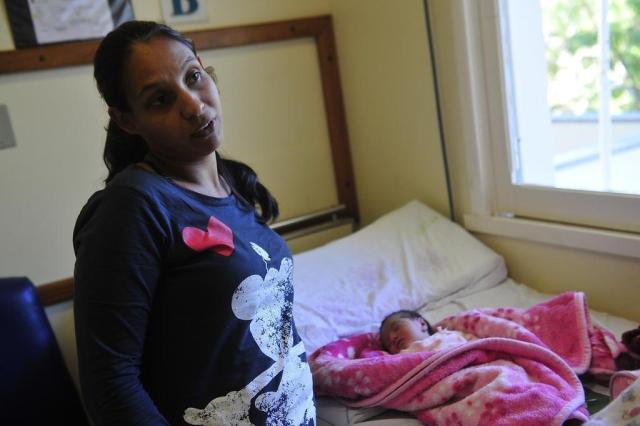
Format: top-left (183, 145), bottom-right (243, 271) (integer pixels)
top-left (509, 0), bottom-right (640, 195)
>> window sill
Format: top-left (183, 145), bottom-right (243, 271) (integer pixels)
top-left (464, 214), bottom-right (640, 259)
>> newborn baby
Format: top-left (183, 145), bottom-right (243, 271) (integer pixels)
top-left (379, 310), bottom-right (473, 354)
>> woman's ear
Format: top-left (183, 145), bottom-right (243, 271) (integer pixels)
top-left (108, 107), bottom-right (137, 135)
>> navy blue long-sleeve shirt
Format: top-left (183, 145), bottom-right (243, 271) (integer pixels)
top-left (73, 165), bottom-right (315, 425)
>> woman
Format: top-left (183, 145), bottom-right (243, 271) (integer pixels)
top-left (73, 21), bottom-right (315, 425)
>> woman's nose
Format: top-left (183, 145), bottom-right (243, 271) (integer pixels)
top-left (180, 91), bottom-right (205, 120)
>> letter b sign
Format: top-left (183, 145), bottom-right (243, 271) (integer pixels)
top-left (161, 0), bottom-right (208, 24)
top-left (172, 0), bottom-right (198, 16)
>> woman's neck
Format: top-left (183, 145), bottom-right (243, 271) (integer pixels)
top-left (143, 153), bottom-right (230, 198)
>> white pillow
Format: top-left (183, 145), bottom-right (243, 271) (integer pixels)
top-left (292, 200), bottom-right (507, 353)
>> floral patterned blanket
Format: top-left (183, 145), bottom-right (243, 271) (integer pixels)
top-left (309, 292), bottom-right (625, 425)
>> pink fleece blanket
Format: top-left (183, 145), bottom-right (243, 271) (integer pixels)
top-left (309, 292), bottom-right (624, 425)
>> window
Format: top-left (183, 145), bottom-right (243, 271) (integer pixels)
top-left (476, 0), bottom-right (640, 233)
top-left (433, 0), bottom-right (640, 257)
top-left (505, 0), bottom-right (640, 195)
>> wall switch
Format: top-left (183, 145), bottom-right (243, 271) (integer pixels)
top-left (0, 104), bottom-right (17, 150)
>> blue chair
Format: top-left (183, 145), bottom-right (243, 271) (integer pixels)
top-left (0, 277), bottom-right (88, 425)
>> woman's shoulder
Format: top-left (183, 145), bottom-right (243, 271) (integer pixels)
top-left (74, 167), bottom-right (170, 237)
top-left (107, 164), bottom-right (168, 195)
top-left (84, 165), bottom-right (172, 209)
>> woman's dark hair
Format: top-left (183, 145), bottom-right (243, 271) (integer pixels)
top-left (379, 310), bottom-right (434, 351)
top-left (93, 20), bottom-right (278, 222)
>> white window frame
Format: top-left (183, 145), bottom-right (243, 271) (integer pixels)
top-left (448, 0), bottom-right (640, 258)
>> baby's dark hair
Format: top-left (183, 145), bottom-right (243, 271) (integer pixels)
top-left (379, 310), bottom-right (434, 351)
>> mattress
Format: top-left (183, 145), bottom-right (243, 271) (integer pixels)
top-left (314, 278), bottom-right (638, 426)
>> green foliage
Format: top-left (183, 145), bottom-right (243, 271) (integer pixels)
top-left (543, 0), bottom-right (640, 114)
top-left (565, 32), bottom-right (598, 53)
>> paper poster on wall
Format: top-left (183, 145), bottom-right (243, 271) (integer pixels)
top-left (6, 0), bottom-right (134, 49)
top-left (161, 0), bottom-right (209, 25)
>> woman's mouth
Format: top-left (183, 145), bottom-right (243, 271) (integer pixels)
top-left (191, 120), bottom-right (214, 138)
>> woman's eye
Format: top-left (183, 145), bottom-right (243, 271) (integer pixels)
top-left (149, 93), bottom-right (167, 107)
top-left (146, 91), bottom-right (176, 109)
top-left (187, 70), bottom-right (202, 85)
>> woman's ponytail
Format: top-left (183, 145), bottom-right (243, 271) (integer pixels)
top-left (103, 120), bottom-right (148, 183)
top-left (217, 154), bottom-right (279, 223)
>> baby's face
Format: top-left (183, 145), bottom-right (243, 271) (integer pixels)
top-left (380, 316), bottom-right (431, 354)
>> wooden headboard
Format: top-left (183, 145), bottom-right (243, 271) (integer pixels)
top-left (0, 16), bottom-right (358, 306)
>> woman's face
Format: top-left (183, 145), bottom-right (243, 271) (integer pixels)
top-left (380, 316), bottom-right (431, 354)
top-left (115, 36), bottom-right (223, 163)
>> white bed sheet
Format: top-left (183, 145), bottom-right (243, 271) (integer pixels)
top-left (314, 278), bottom-right (638, 426)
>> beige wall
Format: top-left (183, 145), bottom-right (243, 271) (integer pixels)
top-left (329, 0), bottom-right (449, 225)
top-left (478, 235), bottom-right (640, 322)
top-left (428, 1), bottom-right (640, 322)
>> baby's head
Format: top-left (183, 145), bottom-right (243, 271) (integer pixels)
top-left (379, 310), bottom-right (434, 354)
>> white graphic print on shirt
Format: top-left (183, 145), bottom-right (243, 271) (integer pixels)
top-left (183, 243), bottom-right (315, 425)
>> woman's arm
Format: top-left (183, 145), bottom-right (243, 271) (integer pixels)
top-left (73, 186), bottom-right (168, 425)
